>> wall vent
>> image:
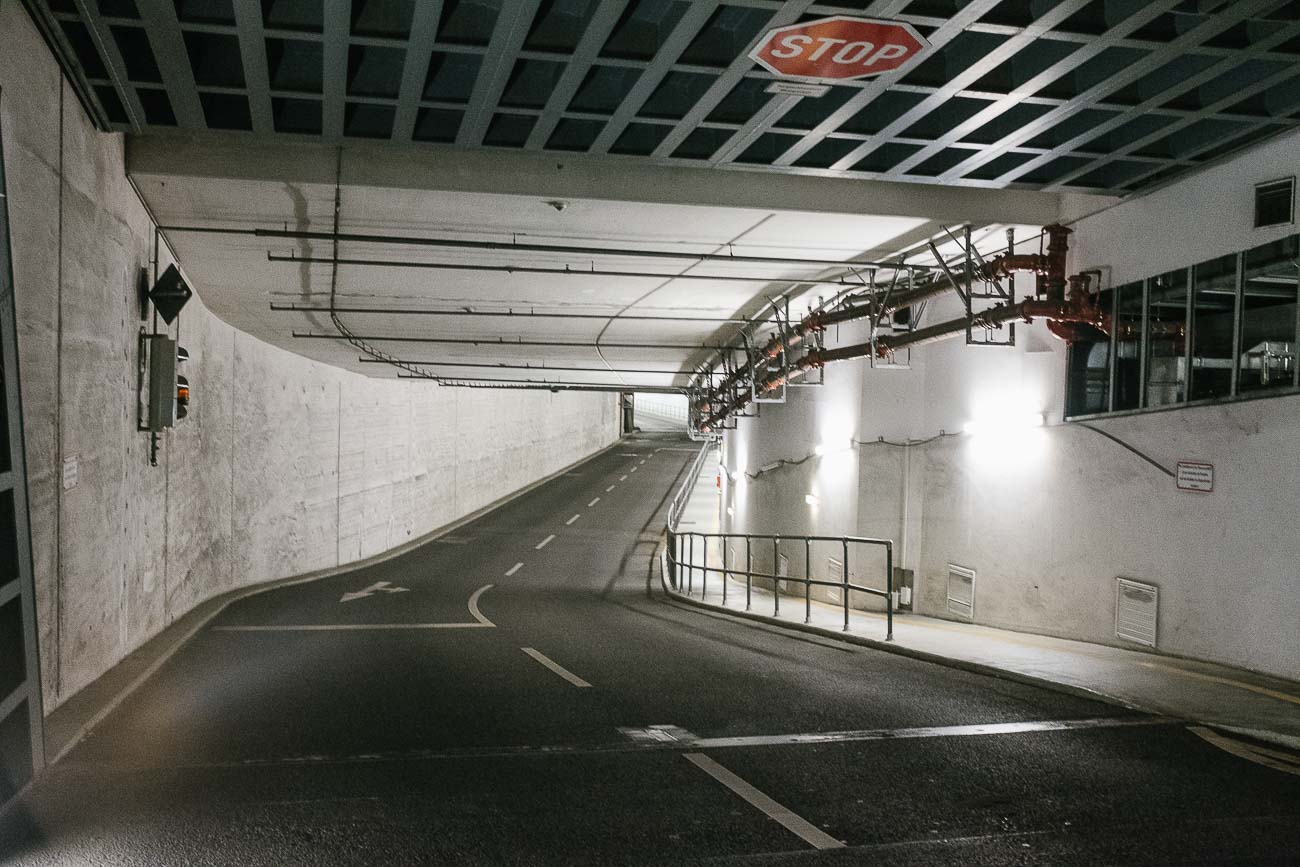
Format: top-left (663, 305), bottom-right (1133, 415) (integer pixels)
top-left (1255, 177), bottom-right (1294, 228)
top-left (946, 565), bottom-right (975, 619)
top-left (1115, 578), bottom-right (1159, 648)
top-left (827, 557), bottom-right (844, 603)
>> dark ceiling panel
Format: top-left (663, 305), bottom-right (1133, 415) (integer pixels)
top-left (29, 0), bottom-right (1300, 195)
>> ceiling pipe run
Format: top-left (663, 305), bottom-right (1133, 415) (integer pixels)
top-left (355, 357), bottom-right (703, 376)
top-left (160, 225), bottom-right (943, 271)
top-left (271, 302), bottom-right (750, 323)
top-left (291, 331), bottom-right (716, 350)
top-left (266, 253), bottom-right (887, 289)
top-left (695, 225), bottom-right (1100, 432)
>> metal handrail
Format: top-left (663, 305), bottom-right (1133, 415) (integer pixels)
top-left (662, 441), bottom-right (895, 641)
top-left (667, 440), bottom-right (715, 531)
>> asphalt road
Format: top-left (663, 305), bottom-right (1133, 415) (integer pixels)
top-left (3, 432), bottom-right (1299, 865)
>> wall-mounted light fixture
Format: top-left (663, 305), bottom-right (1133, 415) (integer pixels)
top-left (805, 493), bottom-right (819, 506)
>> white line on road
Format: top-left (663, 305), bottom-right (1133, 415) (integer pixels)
top-left (605, 485), bottom-right (616, 492)
top-left (630, 466), bottom-right (638, 473)
top-left (684, 753), bottom-right (844, 850)
top-left (639, 459), bottom-right (646, 465)
top-left (566, 514), bottom-right (581, 525)
top-left (213, 622), bottom-right (492, 632)
top-left (521, 647), bottom-right (592, 688)
top-left (535, 534), bottom-right (556, 550)
top-left (588, 497), bottom-right (600, 507)
top-left (213, 585), bottom-right (498, 632)
top-left (505, 562), bottom-right (523, 577)
top-left (467, 584), bottom-right (495, 626)
top-left (619, 475), bottom-right (628, 482)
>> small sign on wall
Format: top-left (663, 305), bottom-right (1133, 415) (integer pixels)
top-left (1175, 461), bottom-right (1214, 493)
top-left (62, 455), bottom-right (79, 491)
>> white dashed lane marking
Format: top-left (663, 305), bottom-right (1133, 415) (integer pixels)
top-left (505, 562), bottom-right (523, 577)
top-left (684, 753), bottom-right (843, 850)
top-left (522, 648), bottom-right (592, 688)
top-left (605, 485), bottom-right (616, 492)
top-left (566, 514), bottom-right (581, 525)
top-left (588, 498), bottom-right (600, 507)
top-left (535, 534), bottom-right (556, 550)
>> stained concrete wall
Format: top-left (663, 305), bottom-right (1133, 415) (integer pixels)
top-left (1, 0), bottom-right (619, 710)
top-left (721, 152), bottom-right (1300, 680)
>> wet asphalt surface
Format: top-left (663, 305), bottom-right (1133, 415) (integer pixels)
top-left (2, 432), bottom-right (1299, 865)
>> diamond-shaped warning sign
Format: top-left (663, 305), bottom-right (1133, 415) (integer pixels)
top-left (148, 264), bottom-right (191, 324)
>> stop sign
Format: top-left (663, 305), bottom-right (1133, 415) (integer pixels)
top-left (749, 16), bottom-right (929, 82)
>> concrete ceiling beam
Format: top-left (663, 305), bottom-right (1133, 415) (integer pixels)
top-left (125, 132), bottom-right (1070, 227)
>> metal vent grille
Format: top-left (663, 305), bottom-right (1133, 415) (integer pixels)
top-left (827, 557), bottom-right (844, 603)
top-left (1116, 578), bottom-right (1159, 648)
top-left (947, 565), bottom-right (975, 620)
top-left (1255, 178), bottom-right (1295, 228)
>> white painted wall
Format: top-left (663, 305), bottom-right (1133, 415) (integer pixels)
top-left (723, 142), bottom-right (1300, 680)
top-left (1068, 126), bottom-right (1300, 285)
top-left (1, 0), bottom-right (619, 710)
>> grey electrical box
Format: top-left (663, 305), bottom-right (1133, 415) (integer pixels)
top-left (145, 335), bottom-right (176, 431)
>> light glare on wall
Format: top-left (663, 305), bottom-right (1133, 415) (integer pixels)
top-left (805, 493), bottom-right (819, 506)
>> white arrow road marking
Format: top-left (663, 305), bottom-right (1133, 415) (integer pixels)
top-left (522, 648), bottom-right (591, 688)
top-left (505, 562), bottom-right (523, 577)
top-left (684, 753), bottom-right (844, 850)
top-left (215, 585), bottom-right (497, 631)
top-left (467, 584), bottom-right (495, 627)
top-left (339, 581), bottom-right (410, 603)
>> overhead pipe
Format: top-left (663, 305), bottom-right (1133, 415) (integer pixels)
top-left (266, 253), bottom-right (887, 289)
top-left (291, 331), bottom-right (715, 351)
top-left (695, 225), bottom-right (1096, 433)
top-left (272, 302), bottom-right (750, 323)
top-left (160, 224), bottom-right (943, 272)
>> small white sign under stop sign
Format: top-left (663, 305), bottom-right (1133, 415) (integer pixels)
top-left (1175, 461), bottom-right (1214, 493)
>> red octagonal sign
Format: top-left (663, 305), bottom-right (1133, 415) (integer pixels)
top-left (749, 16), bottom-right (929, 82)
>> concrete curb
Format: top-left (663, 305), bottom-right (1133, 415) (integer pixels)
top-left (651, 549), bottom-right (1158, 717)
top-left (654, 548), bottom-right (1300, 755)
top-left (44, 437), bottom-right (629, 765)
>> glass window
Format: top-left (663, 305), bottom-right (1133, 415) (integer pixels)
top-left (1189, 253), bottom-right (1238, 401)
top-left (1113, 281), bottom-right (1143, 411)
top-left (1239, 235), bottom-right (1299, 393)
top-left (1065, 287), bottom-right (1113, 417)
top-left (1145, 268), bottom-right (1188, 407)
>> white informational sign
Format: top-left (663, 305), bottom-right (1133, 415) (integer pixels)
top-left (765, 81), bottom-right (831, 97)
top-left (1175, 461), bottom-right (1214, 493)
top-left (62, 455), bottom-right (79, 491)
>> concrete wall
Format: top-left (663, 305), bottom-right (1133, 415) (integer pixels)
top-left (1, 0), bottom-right (619, 711)
top-left (721, 145), bottom-right (1300, 680)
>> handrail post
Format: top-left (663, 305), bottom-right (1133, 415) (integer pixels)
top-left (666, 529), bottom-right (676, 589)
top-left (688, 534), bottom-right (694, 594)
top-left (702, 536), bottom-right (708, 599)
top-left (745, 537), bottom-right (752, 611)
top-left (886, 541), bottom-right (894, 642)
top-left (804, 538), bottom-right (811, 625)
top-left (772, 536), bottom-right (780, 617)
top-left (722, 539), bottom-right (728, 605)
top-left (842, 538), bottom-right (850, 632)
